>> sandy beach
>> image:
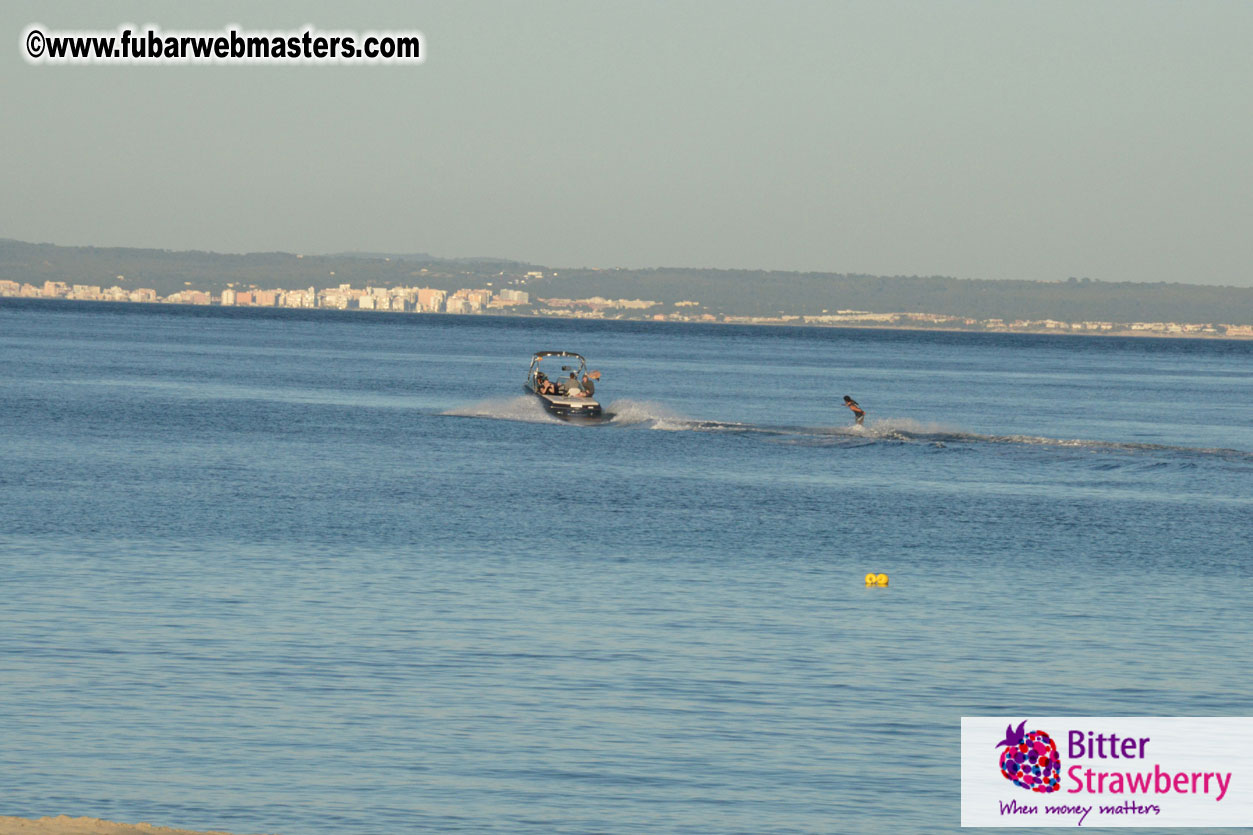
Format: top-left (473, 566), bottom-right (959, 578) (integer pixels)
top-left (0, 817), bottom-right (267, 835)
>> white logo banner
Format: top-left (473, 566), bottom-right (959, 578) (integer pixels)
top-left (961, 717), bottom-right (1253, 827)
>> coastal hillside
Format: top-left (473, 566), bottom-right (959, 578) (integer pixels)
top-left (3, 238), bottom-right (1251, 324)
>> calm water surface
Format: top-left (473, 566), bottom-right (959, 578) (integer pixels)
top-left (2, 301), bottom-right (1251, 833)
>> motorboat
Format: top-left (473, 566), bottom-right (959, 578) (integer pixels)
top-left (524, 351), bottom-right (602, 419)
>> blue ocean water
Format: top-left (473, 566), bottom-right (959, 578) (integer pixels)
top-left (1, 300), bottom-right (1250, 834)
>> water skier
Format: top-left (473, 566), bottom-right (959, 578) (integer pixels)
top-left (843, 395), bottom-right (865, 426)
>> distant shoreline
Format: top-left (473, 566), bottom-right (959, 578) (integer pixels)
top-left (5, 238), bottom-right (1252, 337)
top-left (3, 296), bottom-right (1251, 341)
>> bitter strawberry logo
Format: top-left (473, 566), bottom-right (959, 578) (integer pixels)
top-left (996, 720), bottom-right (1061, 793)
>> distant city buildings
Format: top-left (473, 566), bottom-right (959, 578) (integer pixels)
top-left (1, 277), bottom-right (1249, 338)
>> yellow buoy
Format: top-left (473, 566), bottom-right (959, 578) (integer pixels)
top-left (876, 573), bottom-right (889, 586)
top-left (865, 573), bottom-right (877, 585)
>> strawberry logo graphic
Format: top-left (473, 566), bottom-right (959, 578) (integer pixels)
top-left (996, 720), bottom-right (1061, 793)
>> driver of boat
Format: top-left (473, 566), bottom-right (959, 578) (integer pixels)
top-left (564, 372), bottom-right (587, 396)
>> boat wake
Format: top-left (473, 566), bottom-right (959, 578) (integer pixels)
top-left (444, 399), bottom-right (1251, 461)
top-left (600, 399), bottom-right (754, 432)
top-left (777, 417), bottom-right (1253, 461)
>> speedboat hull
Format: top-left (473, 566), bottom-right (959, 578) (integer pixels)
top-left (527, 388), bottom-right (602, 420)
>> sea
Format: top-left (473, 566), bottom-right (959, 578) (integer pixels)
top-left (1, 299), bottom-right (1250, 834)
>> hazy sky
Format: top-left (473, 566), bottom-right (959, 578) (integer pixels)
top-left (5, 1), bottom-right (1252, 285)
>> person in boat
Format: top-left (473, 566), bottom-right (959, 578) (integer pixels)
top-left (579, 370), bottom-right (599, 398)
top-left (535, 372), bottom-right (556, 395)
top-left (564, 372), bottom-right (584, 396)
top-left (843, 395), bottom-right (865, 425)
